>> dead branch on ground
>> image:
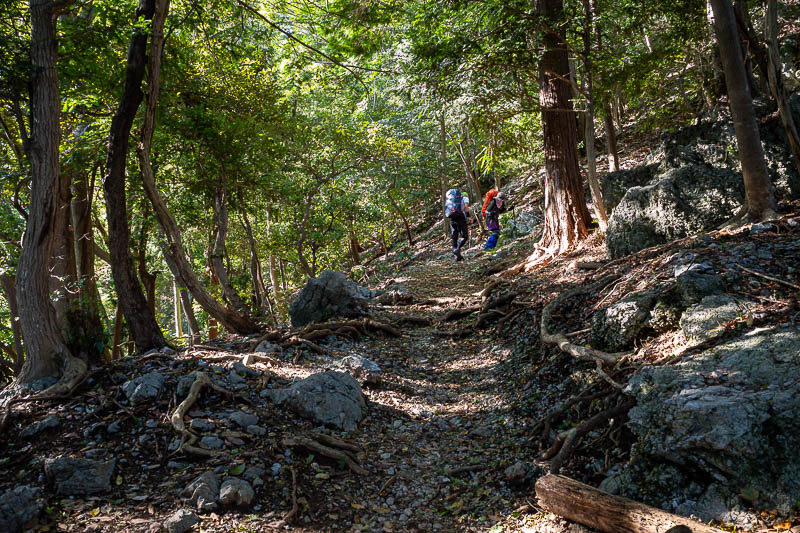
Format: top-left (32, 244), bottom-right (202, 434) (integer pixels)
top-left (282, 436), bottom-right (368, 475)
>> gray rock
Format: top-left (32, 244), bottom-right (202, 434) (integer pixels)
top-left (189, 419), bottom-right (215, 432)
top-left (20, 415), bottom-right (60, 437)
top-left (619, 329), bottom-right (800, 520)
top-left (246, 425), bottom-right (266, 436)
top-left (232, 361), bottom-right (257, 376)
top-left (601, 164), bottom-right (659, 211)
top-left (591, 290), bottom-right (658, 351)
top-left (122, 372), bottom-right (165, 404)
top-left (674, 271), bottom-right (725, 305)
top-left (376, 286), bottom-right (413, 305)
top-left (228, 410), bottom-right (258, 428)
top-left (200, 436), bottom-right (224, 450)
top-left (243, 466), bottom-right (266, 482)
top-left (0, 485), bottom-right (44, 533)
top-left (254, 340), bottom-right (281, 354)
top-left (606, 165), bottom-right (745, 258)
top-left (334, 354), bottom-right (382, 386)
top-left (44, 457), bottom-right (115, 496)
top-left (163, 509), bottom-right (201, 533)
top-left (107, 420), bottom-right (122, 434)
top-left (227, 371), bottom-right (246, 386)
top-left (262, 371), bottom-right (366, 430)
top-left (679, 295), bottom-right (748, 343)
top-left (289, 271), bottom-right (368, 327)
top-left (180, 471), bottom-right (219, 512)
top-left (504, 461), bottom-right (528, 484)
top-left (177, 374), bottom-right (196, 397)
top-left (218, 478), bottom-right (254, 506)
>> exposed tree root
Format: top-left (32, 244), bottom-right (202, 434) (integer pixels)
top-left (170, 371), bottom-right (239, 456)
top-left (541, 275), bottom-right (624, 369)
top-left (434, 327), bottom-right (473, 338)
top-left (443, 306), bottom-right (480, 321)
top-left (392, 316), bottom-right (432, 327)
top-left (282, 436), bottom-right (368, 475)
top-left (250, 318), bottom-right (402, 354)
top-left (270, 466), bottom-right (298, 528)
top-left (481, 291), bottom-right (519, 314)
top-left (538, 397), bottom-right (635, 474)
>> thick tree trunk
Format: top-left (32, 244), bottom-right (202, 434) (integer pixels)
top-left (137, 217), bottom-right (157, 315)
top-left (51, 165), bottom-right (76, 329)
top-left (766, 0), bottom-right (800, 176)
top-left (534, 0), bottom-right (592, 257)
top-left (136, 0), bottom-right (259, 335)
top-left (102, 0), bottom-right (166, 353)
top-left (536, 475), bottom-right (724, 533)
top-left (211, 185), bottom-right (249, 312)
top-left (709, 0), bottom-right (777, 220)
top-left (583, 0), bottom-right (609, 231)
top-left (15, 0), bottom-right (86, 387)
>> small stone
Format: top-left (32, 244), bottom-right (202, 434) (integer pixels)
top-left (122, 372), bottom-right (165, 404)
top-left (20, 415), bottom-right (60, 438)
top-left (504, 461), bottom-right (528, 484)
top-left (246, 425), bottom-right (266, 436)
top-left (218, 478), bottom-right (254, 506)
top-left (163, 509), bottom-right (200, 533)
top-left (107, 420), bottom-right (121, 434)
top-left (229, 410), bottom-right (258, 428)
top-left (180, 471), bottom-right (219, 513)
top-left (228, 372), bottom-right (246, 386)
top-left (199, 436), bottom-right (224, 450)
top-left (189, 419), bottom-right (214, 432)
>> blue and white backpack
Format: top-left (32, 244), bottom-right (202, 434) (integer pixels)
top-left (444, 189), bottom-right (463, 217)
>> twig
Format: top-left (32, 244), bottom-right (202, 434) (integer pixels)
top-left (379, 474), bottom-right (397, 495)
top-left (737, 264), bottom-right (800, 290)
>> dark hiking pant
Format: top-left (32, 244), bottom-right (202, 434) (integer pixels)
top-left (449, 212), bottom-right (468, 252)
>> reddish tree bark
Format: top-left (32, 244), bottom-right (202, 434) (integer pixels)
top-left (534, 0), bottom-right (592, 257)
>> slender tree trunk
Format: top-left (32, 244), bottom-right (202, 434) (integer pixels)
top-left (766, 0), bottom-right (800, 176)
top-left (111, 302), bottom-right (124, 360)
top-left (388, 192), bottom-right (414, 246)
top-left (440, 111), bottom-right (450, 239)
top-left (709, 0), bottom-right (777, 220)
top-left (102, 0), bottom-right (166, 353)
top-left (71, 161), bottom-right (106, 342)
top-left (137, 216), bottom-right (157, 316)
top-left (534, 0), bottom-right (592, 257)
top-left (0, 273), bottom-right (24, 373)
top-left (241, 212), bottom-right (264, 311)
top-left (592, 10), bottom-right (620, 172)
top-left (210, 185), bottom-right (248, 312)
top-left (173, 278), bottom-right (182, 339)
top-left (15, 0), bottom-right (86, 387)
top-left (51, 165), bottom-right (76, 329)
top-left (583, 0), bottom-right (609, 231)
top-left (265, 206), bottom-right (281, 303)
top-left (135, 0), bottom-right (259, 335)
top-left (279, 259), bottom-right (287, 292)
top-left (179, 287), bottom-right (199, 344)
top-left (733, 0), bottom-right (760, 99)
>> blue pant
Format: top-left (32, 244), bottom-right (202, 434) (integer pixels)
top-left (485, 233), bottom-right (499, 249)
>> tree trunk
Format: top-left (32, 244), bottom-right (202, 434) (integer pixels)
top-left (173, 278), bottom-right (182, 339)
top-left (0, 273), bottom-right (24, 373)
top-left (583, 0), bottom-right (609, 231)
top-left (71, 161), bottom-right (107, 360)
top-left (534, 0), bottom-right (592, 257)
top-left (111, 301), bottom-right (124, 360)
top-left (241, 212), bottom-right (265, 312)
top-left (265, 206), bottom-right (282, 304)
top-left (15, 0), bottom-right (86, 387)
top-left (388, 192), bottom-right (414, 246)
top-left (440, 112), bottom-right (450, 239)
top-left (766, 0), bottom-right (800, 176)
top-left (210, 184), bottom-right (248, 311)
top-left (137, 215), bottom-right (157, 316)
top-left (733, 0), bottom-right (761, 99)
top-left (709, 0), bottom-right (777, 220)
top-left (51, 164), bottom-right (77, 329)
top-left (135, 0), bottom-right (259, 335)
top-left (592, 13), bottom-right (620, 172)
top-left (102, 0), bottom-right (166, 354)
top-left (536, 475), bottom-right (724, 533)
top-left (179, 287), bottom-right (199, 344)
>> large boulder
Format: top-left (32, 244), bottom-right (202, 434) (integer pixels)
top-left (602, 164), bottom-right (659, 211)
top-left (262, 371), bottom-right (366, 430)
top-left (605, 165), bottom-right (744, 258)
top-left (607, 329), bottom-right (800, 523)
top-left (289, 271), bottom-right (368, 327)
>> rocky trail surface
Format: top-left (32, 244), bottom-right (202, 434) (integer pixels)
top-left (2, 207), bottom-right (800, 533)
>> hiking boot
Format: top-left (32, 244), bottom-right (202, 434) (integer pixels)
top-left (454, 250), bottom-right (463, 261)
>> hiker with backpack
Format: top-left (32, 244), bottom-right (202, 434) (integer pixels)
top-left (482, 190), bottom-right (508, 250)
top-left (444, 188), bottom-right (470, 261)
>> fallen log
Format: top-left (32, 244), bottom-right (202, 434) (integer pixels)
top-left (535, 474), bottom-right (724, 533)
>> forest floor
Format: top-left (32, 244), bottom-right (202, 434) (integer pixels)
top-left (3, 204), bottom-right (800, 533)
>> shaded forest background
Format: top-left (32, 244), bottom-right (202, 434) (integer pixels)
top-left (1, 0), bottom-right (800, 384)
